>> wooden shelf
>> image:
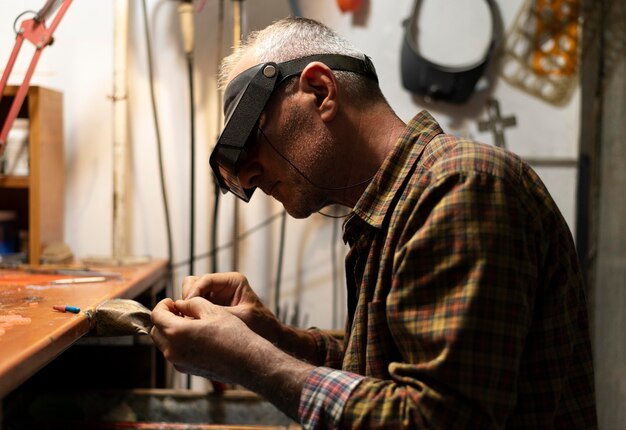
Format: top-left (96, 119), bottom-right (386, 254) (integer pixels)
top-left (1, 86), bottom-right (64, 264)
top-left (0, 175), bottom-right (29, 188)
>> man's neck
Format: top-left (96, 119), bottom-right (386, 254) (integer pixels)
top-left (331, 105), bottom-right (406, 207)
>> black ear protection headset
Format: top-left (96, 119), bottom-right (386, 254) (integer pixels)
top-left (210, 53), bottom-right (378, 202)
top-left (401, 0), bottom-right (500, 104)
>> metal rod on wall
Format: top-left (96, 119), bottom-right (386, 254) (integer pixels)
top-left (231, 0), bottom-right (244, 271)
top-left (112, 0), bottom-right (130, 258)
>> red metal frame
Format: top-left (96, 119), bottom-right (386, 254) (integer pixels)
top-left (0, 0), bottom-right (73, 156)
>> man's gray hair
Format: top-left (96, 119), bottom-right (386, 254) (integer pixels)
top-left (218, 17), bottom-right (384, 105)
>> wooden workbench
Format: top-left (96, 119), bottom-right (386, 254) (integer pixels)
top-left (0, 259), bottom-right (169, 399)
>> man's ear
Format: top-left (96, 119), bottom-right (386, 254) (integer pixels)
top-left (298, 62), bottom-right (338, 122)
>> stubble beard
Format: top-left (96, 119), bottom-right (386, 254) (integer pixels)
top-left (273, 103), bottom-right (337, 218)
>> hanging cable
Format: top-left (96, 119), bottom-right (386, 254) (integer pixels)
top-left (176, 0), bottom-right (196, 391)
top-left (231, 0), bottom-right (245, 272)
top-left (211, 186), bottom-right (220, 272)
top-left (274, 210), bottom-right (287, 318)
top-left (172, 211), bottom-right (284, 270)
top-left (211, 0), bottom-right (226, 274)
top-left (187, 59), bottom-right (195, 391)
top-left (141, 0), bottom-right (174, 268)
top-left (177, 0), bottom-right (196, 276)
top-left (187, 56), bottom-right (196, 275)
top-left (331, 214), bottom-right (340, 328)
top-left (211, 187), bottom-right (220, 272)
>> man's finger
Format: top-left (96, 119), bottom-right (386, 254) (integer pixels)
top-left (183, 272), bottom-right (250, 305)
top-left (151, 298), bottom-right (181, 326)
top-left (174, 297), bottom-right (212, 319)
top-left (182, 276), bottom-right (201, 299)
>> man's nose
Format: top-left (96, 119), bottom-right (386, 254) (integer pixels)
top-left (237, 155), bottom-right (262, 189)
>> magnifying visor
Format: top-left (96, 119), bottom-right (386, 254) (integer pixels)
top-left (210, 53), bottom-right (378, 202)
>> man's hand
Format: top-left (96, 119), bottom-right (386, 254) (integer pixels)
top-left (150, 297), bottom-right (257, 383)
top-left (181, 272), bottom-right (281, 343)
top-left (150, 295), bottom-right (315, 421)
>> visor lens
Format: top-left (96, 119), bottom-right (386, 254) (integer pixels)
top-left (217, 161), bottom-right (251, 202)
top-left (210, 131), bottom-right (257, 202)
top-left (209, 144), bottom-right (251, 202)
top-left (210, 64), bottom-right (275, 202)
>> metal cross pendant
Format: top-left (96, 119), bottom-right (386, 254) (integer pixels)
top-left (478, 98), bottom-right (517, 148)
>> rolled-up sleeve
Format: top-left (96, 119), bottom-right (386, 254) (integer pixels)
top-left (307, 328), bottom-right (345, 369)
top-left (298, 367), bottom-right (364, 429)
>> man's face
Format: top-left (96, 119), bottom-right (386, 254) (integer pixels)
top-left (235, 88), bottom-right (336, 218)
top-left (219, 53), bottom-right (353, 217)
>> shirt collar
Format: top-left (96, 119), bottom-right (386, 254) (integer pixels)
top-left (346, 110), bottom-right (443, 232)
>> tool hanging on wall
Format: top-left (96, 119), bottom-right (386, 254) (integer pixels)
top-left (336, 0), bottom-right (364, 13)
top-left (0, 0), bottom-right (73, 156)
top-left (400, 0), bottom-right (502, 104)
top-left (478, 98), bottom-right (517, 148)
top-left (499, 0), bottom-right (581, 105)
top-left (477, 97), bottom-right (578, 168)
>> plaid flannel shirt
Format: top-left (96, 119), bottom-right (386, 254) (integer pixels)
top-left (298, 111), bottom-right (597, 429)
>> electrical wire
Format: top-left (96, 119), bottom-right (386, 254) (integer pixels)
top-left (187, 55), bottom-right (196, 276)
top-left (141, 0), bottom-right (174, 268)
top-left (12, 10), bottom-right (37, 34)
top-left (211, 0), bottom-right (226, 274)
top-left (211, 188), bottom-right (220, 272)
top-left (274, 210), bottom-right (287, 317)
top-left (231, 0), bottom-right (245, 272)
top-left (176, 0), bottom-right (197, 391)
top-left (211, 187), bottom-right (220, 273)
top-left (172, 211), bottom-right (285, 269)
top-left (184, 51), bottom-right (195, 392)
top-left (331, 215), bottom-right (340, 328)
top-left (259, 127), bottom-right (375, 192)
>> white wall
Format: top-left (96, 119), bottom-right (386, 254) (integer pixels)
top-left (1, 0), bottom-right (581, 387)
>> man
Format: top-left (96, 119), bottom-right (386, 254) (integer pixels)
top-left (150, 17), bottom-right (597, 429)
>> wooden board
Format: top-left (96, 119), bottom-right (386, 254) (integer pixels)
top-left (0, 259), bottom-right (169, 398)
